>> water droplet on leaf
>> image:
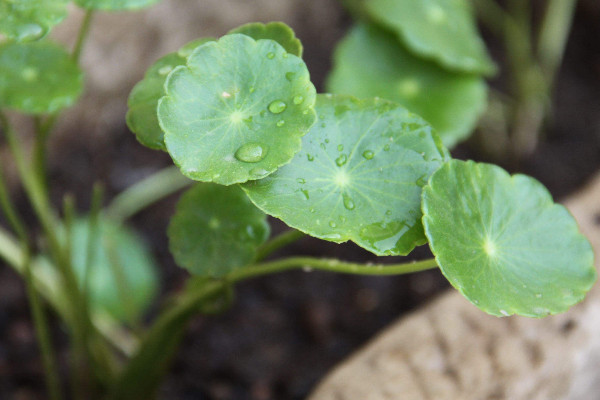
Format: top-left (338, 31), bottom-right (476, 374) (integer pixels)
top-left (307, 154), bottom-right (314, 161)
top-left (329, 221), bottom-right (337, 228)
top-left (285, 72), bottom-right (295, 82)
top-left (293, 95), bottom-right (304, 105)
top-left (362, 150), bottom-right (374, 160)
top-left (250, 167), bottom-right (269, 177)
top-left (300, 189), bottom-right (310, 200)
top-left (276, 120), bottom-right (285, 127)
top-left (158, 65), bottom-right (173, 76)
top-left (268, 100), bottom-right (287, 114)
top-left (296, 178), bottom-right (305, 184)
top-left (343, 193), bottom-right (355, 210)
top-left (266, 52), bottom-right (275, 59)
top-left (335, 154), bottom-right (347, 167)
top-left (235, 143), bottom-right (267, 163)
top-left (383, 144), bottom-right (390, 151)
top-left (337, 144), bottom-right (344, 151)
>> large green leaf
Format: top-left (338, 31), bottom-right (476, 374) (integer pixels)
top-left (365, 0), bottom-right (495, 75)
top-left (422, 160), bottom-right (597, 317)
top-left (229, 22), bottom-right (303, 57)
top-left (243, 94), bottom-right (449, 256)
top-left (127, 38), bottom-right (215, 151)
top-left (74, 0), bottom-right (160, 10)
top-left (168, 184), bottom-right (270, 277)
top-left (327, 24), bottom-right (486, 148)
top-left (0, 41), bottom-right (83, 114)
top-left (69, 216), bottom-right (159, 322)
top-left (0, 0), bottom-right (69, 41)
top-left (158, 34), bottom-right (317, 185)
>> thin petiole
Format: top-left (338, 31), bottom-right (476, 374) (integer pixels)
top-left (72, 9), bottom-right (95, 62)
top-left (253, 229), bottom-right (306, 262)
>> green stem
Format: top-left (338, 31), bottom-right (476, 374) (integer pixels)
top-left (105, 166), bottom-right (191, 223)
top-left (72, 9), bottom-right (95, 62)
top-left (253, 229), bottom-right (306, 262)
top-left (0, 162), bottom-right (63, 400)
top-left (473, 0), bottom-right (512, 37)
top-left (537, 0), bottom-right (577, 84)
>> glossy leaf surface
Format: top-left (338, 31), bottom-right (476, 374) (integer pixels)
top-left (328, 24), bottom-right (486, 148)
top-left (159, 34), bottom-right (316, 185)
top-left (422, 160), bottom-right (597, 317)
top-left (168, 184), bottom-right (270, 277)
top-left (0, 0), bottom-right (68, 41)
top-left (365, 0), bottom-right (495, 74)
top-left (127, 38), bottom-right (214, 150)
top-left (243, 94), bottom-right (449, 256)
top-left (229, 22), bottom-right (303, 57)
top-left (74, 0), bottom-right (160, 10)
top-left (0, 41), bottom-right (83, 114)
top-left (69, 217), bottom-right (159, 322)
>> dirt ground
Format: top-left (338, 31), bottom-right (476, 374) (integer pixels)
top-left (1, 0), bottom-right (600, 399)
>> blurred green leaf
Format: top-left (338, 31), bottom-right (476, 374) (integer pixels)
top-left (328, 24), bottom-right (486, 148)
top-left (0, 41), bottom-right (83, 114)
top-left (74, 0), bottom-right (161, 10)
top-left (422, 160), bottom-right (597, 317)
top-left (168, 184), bottom-right (270, 277)
top-left (158, 34), bottom-right (316, 185)
top-left (365, 0), bottom-right (496, 74)
top-left (229, 21), bottom-right (303, 57)
top-left (0, 0), bottom-right (69, 41)
top-left (243, 94), bottom-right (449, 256)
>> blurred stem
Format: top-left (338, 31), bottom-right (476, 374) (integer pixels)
top-left (105, 166), bottom-right (191, 223)
top-left (73, 9), bottom-right (95, 62)
top-left (253, 229), bottom-right (306, 262)
top-left (0, 161), bottom-right (63, 400)
top-left (538, 0), bottom-right (578, 85)
top-left (473, 0), bottom-right (511, 37)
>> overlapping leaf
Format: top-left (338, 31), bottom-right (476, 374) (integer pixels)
top-left (422, 160), bottom-right (597, 317)
top-left (74, 0), bottom-right (160, 10)
top-left (127, 38), bottom-right (215, 150)
top-left (168, 184), bottom-right (270, 277)
top-left (328, 24), bottom-right (486, 148)
top-left (69, 217), bottom-right (159, 322)
top-left (0, 41), bottom-right (83, 114)
top-left (243, 94), bottom-right (449, 256)
top-left (158, 34), bottom-right (316, 185)
top-left (365, 0), bottom-right (495, 74)
top-left (0, 0), bottom-right (69, 41)
top-left (229, 22), bottom-right (303, 57)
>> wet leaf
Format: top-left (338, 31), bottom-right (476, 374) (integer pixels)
top-left (158, 34), bottom-right (316, 185)
top-left (127, 37), bottom-right (215, 151)
top-left (69, 217), bottom-right (159, 323)
top-left (328, 24), bottom-right (486, 148)
top-left (168, 184), bottom-right (270, 277)
top-left (0, 0), bottom-right (69, 41)
top-left (229, 21), bottom-right (303, 57)
top-left (74, 0), bottom-right (160, 10)
top-left (365, 0), bottom-right (496, 74)
top-left (243, 94), bottom-right (449, 256)
top-left (422, 160), bottom-right (597, 317)
top-left (0, 41), bottom-right (83, 114)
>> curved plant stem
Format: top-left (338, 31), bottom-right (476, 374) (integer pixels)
top-left (253, 229), bottom-right (306, 262)
top-left (232, 256), bottom-right (439, 282)
top-left (473, 0), bottom-right (512, 37)
top-left (105, 166), bottom-right (191, 223)
top-left (72, 9), bottom-right (95, 62)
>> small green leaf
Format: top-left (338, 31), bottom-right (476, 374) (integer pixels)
top-left (365, 0), bottom-right (496, 75)
top-left (243, 94), bottom-right (449, 256)
top-left (328, 24), bottom-right (486, 148)
top-left (158, 34), bottom-right (316, 185)
top-left (0, 41), bottom-right (83, 114)
top-left (74, 0), bottom-right (160, 10)
top-left (0, 0), bottom-right (69, 41)
top-left (422, 160), bottom-right (597, 317)
top-left (127, 38), bottom-right (215, 151)
top-left (229, 22), bottom-right (303, 57)
top-left (69, 217), bottom-right (159, 322)
top-left (168, 184), bottom-right (270, 277)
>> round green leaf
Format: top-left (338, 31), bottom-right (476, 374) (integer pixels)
top-left (0, 41), bottom-right (83, 114)
top-left (229, 22), bottom-right (303, 57)
top-left (158, 34), bottom-right (317, 185)
top-left (365, 0), bottom-right (496, 75)
top-left (69, 216), bottom-right (159, 322)
top-left (74, 0), bottom-right (160, 10)
top-left (168, 183), bottom-right (270, 277)
top-left (242, 94), bottom-right (449, 256)
top-left (422, 160), bottom-right (597, 317)
top-left (0, 0), bottom-right (69, 41)
top-left (327, 24), bottom-right (486, 148)
top-left (127, 37), bottom-right (215, 151)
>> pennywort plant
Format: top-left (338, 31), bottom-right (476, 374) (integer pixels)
top-left (0, 0), bottom-right (595, 399)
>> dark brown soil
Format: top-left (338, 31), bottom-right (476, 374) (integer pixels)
top-left (1, 1), bottom-right (600, 399)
